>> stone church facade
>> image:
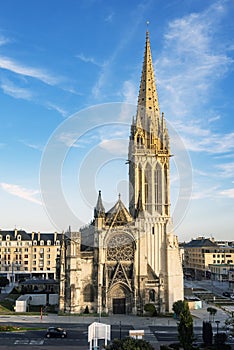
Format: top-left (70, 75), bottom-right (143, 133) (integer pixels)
top-left (59, 31), bottom-right (184, 315)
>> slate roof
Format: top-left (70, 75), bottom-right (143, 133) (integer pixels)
top-left (0, 230), bottom-right (62, 244)
top-left (0, 230), bottom-right (31, 240)
top-left (185, 238), bottom-right (217, 248)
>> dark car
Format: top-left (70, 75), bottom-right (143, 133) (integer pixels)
top-left (223, 291), bottom-right (231, 297)
top-left (45, 327), bottom-right (67, 338)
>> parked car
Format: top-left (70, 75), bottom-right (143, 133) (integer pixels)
top-left (223, 291), bottom-right (231, 297)
top-left (45, 327), bottom-right (67, 338)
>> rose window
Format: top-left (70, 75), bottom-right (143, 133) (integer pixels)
top-left (107, 234), bottom-right (134, 261)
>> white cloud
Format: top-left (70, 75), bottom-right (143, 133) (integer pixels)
top-left (157, 1), bottom-right (233, 118)
top-left (208, 115), bottom-right (220, 123)
top-left (0, 182), bottom-right (41, 205)
top-left (122, 80), bottom-right (137, 105)
top-left (216, 162), bottom-right (234, 178)
top-left (0, 35), bottom-right (10, 46)
top-left (57, 132), bottom-right (80, 147)
top-left (20, 140), bottom-right (43, 151)
top-left (76, 53), bottom-right (103, 67)
top-left (1, 79), bottom-right (33, 100)
top-left (173, 120), bottom-right (234, 154)
top-left (91, 61), bottom-right (110, 99)
top-left (47, 102), bottom-right (68, 118)
top-left (0, 56), bottom-right (59, 85)
top-left (105, 12), bottom-right (114, 23)
top-left (99, 139), bottom-right (127, 156)
top-left (191, 185), bottom-right (219, 200)
top-left (219, 188), bottom-right (234, 199)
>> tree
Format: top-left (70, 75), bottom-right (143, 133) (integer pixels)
top-left (172, 300), bottom-right (184, 318)
top-left (0, 277), bottom-right (9, 292)
top-left (207, 307), bottom-right (217, 322)
top-left (104, 337), bottom-right (154, 350)
top-left (225, 317), bottom-right (234, 337)
top-left (214, 332), bottom-right (227, 348)
top-left (202, 321), bottom-right (213, 346)
top-left (177, 301), bottom-right (194, 350)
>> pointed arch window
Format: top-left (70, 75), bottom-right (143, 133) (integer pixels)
top-left (83, 284), bottom-right (94, 302)
top-left (136, 134), bottom-right (143, 147)
top-left (164, 164), bottom-right (168, 215)
top-left (149, 289), bottom-right (156, 302)
top-left (145, 163), bottom-right (152, 211)
top-left (154, 163), bottom-right (162, 214)
top-left (138, 165), bottom-right (142, 199)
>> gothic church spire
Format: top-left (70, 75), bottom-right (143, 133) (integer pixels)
top-left (136, 30), bottom-right (160, 128)
top-left (94, 190), bottom-right (105, 218)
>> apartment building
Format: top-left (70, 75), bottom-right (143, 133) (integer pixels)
top-left (209, 263), bottom-right (234, 282)
top-left (184, 237), bottom-right (234, 279)
top-left (0, 229), bottom-right (62, 283)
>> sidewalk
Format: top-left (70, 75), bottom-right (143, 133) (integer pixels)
top-left (0, 307), bottom-right (229, 327)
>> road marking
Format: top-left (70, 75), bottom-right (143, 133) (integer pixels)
top-left (30, 340), bottom-right (44, 345)
top-left (14, 340), bottom-right (29, 344)
top-left (14, 339), bottom-right (44, 345)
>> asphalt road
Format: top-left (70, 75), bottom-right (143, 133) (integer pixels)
top-left (0, 322), bottom-right (234, 349)
top-left (0, 323), bottom-right (133, 349)
top-left (0, 322), bottom-right (204, 349)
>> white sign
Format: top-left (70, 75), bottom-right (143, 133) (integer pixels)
top-left (129, 330), bottom-right (145, 339)
top-left (88, 322), bottom-right (111, 350)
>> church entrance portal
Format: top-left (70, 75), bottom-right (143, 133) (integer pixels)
top-left (113, 298), bottom-right (126, 314)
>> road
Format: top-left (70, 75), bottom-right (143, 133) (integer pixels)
top-left (0, 322), bottom-right (204, 349)
top-left (0, 321), bottom-right (234, 349)
top-left (0, 323), bottom-right (133, 349)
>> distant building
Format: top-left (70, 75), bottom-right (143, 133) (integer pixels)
top-left (228, 270), bottom-right (234, 291)
top-left (184, 237), bottom-right (234, 279)
top-left (59, 30), bottom-right (183, 315)
top-left (209, 263), bottom-right (234, 282)
top-left (0, 229), bottom-right (61, 283)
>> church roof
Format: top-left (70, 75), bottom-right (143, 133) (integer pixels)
top-left (105, 195), bottom-right (132, 226)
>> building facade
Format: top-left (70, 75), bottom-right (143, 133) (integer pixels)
top-left (209, 263), bottom-right (234, 282)
top-left (0, 229), bottom-right (61, 283)
top-left (59, 31), bottom-right (184, 315)
top-left (184, 237), bottom-right (234, 279)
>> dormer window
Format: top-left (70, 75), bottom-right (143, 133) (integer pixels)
top-left (47, 240), bottom-right (51, 246)
top-left (56, 240), bottom-right (60, 246)
top-left (6, 235), bottom-right (10, 241)
top-left (17, 235), bottom-right (21, 241)
top-left (33, 240), bottom-right (37, 246)
top-left (40, 240), bottom-right (44, 246)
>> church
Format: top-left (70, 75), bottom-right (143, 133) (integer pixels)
top-left (59, 30), bottom-right (184, 315)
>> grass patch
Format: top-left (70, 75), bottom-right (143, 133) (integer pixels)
top-left (0, 299), bottom-right (15, 312)
top-left (58, 311), bottom-right (108, 317)
top-left (0, 325), bottom-right (45, 332)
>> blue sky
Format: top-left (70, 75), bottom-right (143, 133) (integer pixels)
top-left (0, 0), bottom-right (233, 241)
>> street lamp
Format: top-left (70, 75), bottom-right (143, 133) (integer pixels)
top-left (215, 320), bottom-right (220, 334)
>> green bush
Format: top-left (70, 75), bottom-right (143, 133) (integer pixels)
top-left (144, 303), bottom-right (157, 316)
top-left (105, 337), bottom-right (154, 349)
